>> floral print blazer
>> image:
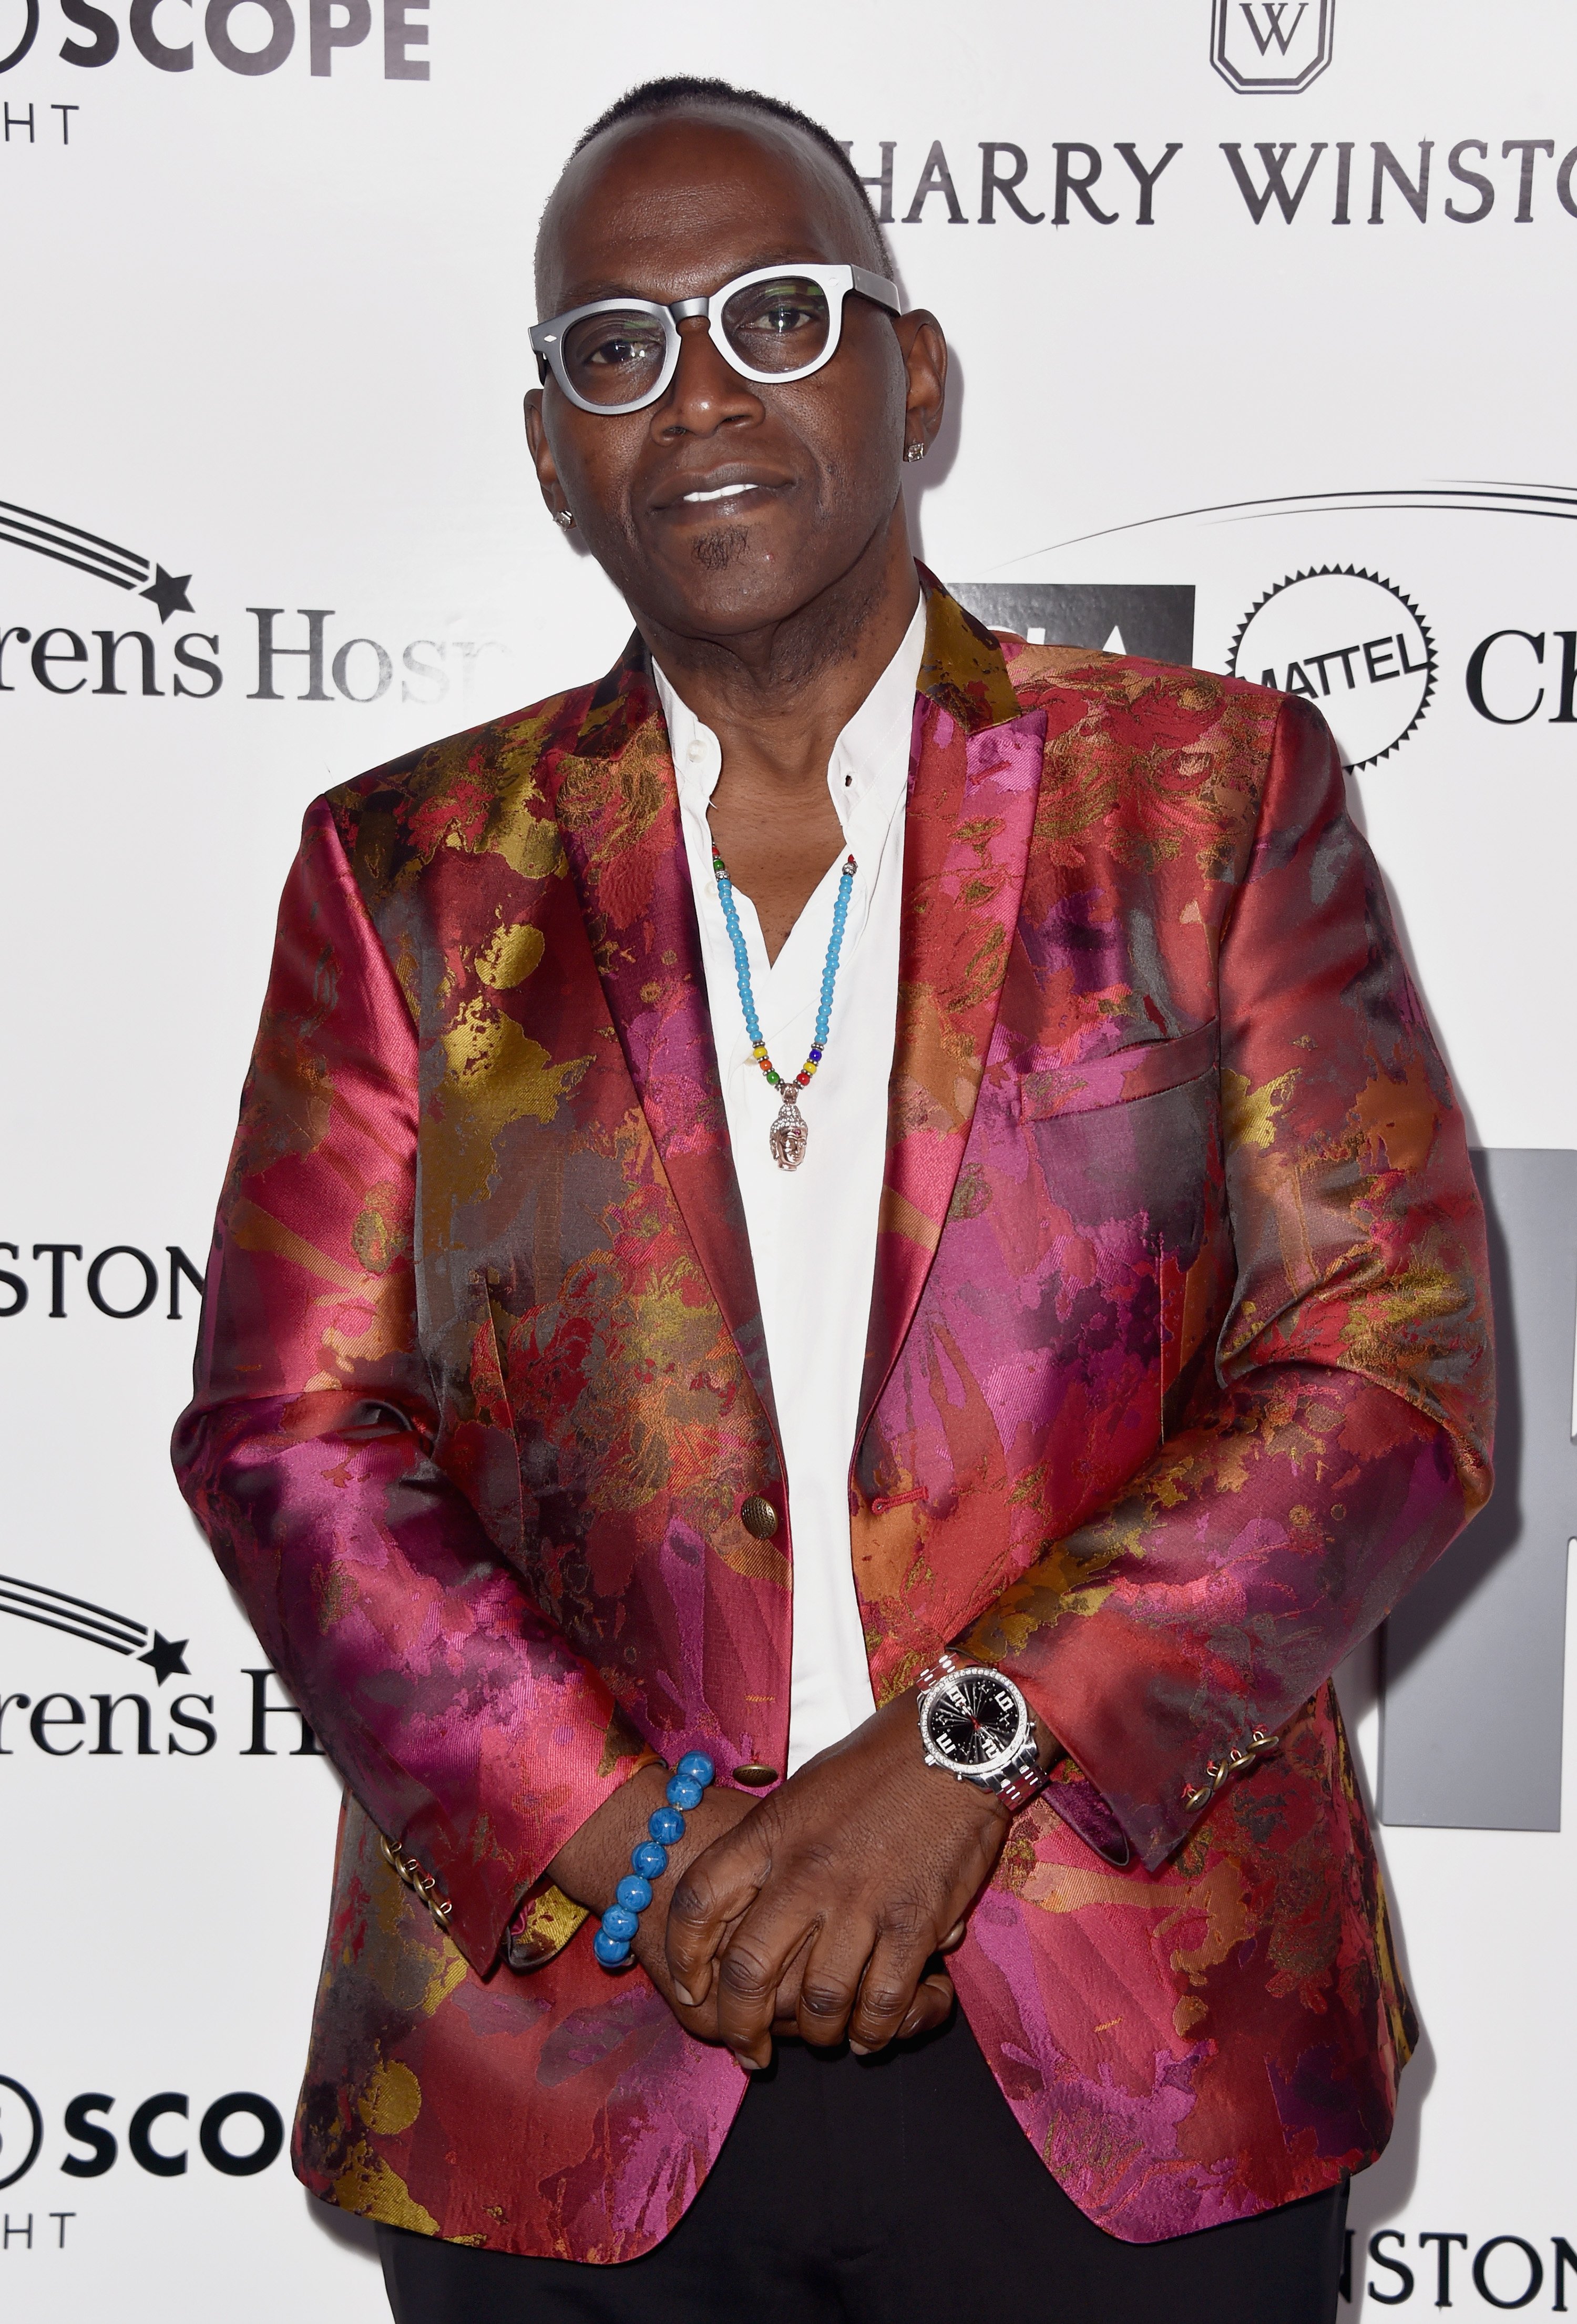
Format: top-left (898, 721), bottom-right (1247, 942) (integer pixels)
top-left (174, 574), bottom-right (1492, 2259)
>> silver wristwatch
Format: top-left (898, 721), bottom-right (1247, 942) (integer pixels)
top-left (915, 1652), bottom-right (1048, 1813)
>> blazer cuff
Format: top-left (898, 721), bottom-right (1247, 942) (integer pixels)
top-left (504, 1876), bottom-right (591, 1971)
top-left (376, 1726), bottom-right (666, 1971)
top-left (1042, 1754), bottom-right (1131, 1865)
top-left (906, 1635), bottom-right (1133, 1865)
top-left (499, 1744), bottom-right (666, 1970)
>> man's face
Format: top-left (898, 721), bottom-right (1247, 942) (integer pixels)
top-left (527, 112), bottom-right (932, 643)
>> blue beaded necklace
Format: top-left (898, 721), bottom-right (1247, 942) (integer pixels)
top-left (711, 839), bottom-right (856, 1172)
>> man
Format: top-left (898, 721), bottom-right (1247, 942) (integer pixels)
top-left (174, 75), bottom-right (1493, 2324)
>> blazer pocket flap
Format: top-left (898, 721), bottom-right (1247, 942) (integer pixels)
top-left (1015, 1020), bottom-right (1220, 1121)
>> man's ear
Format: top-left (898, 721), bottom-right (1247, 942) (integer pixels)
top-left (896, 311), bottom-right (948, 455)
top-left (524, 388), bottom-right (570, 524)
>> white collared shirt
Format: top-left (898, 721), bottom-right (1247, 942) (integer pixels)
top-left (654, 599), bottom-right (926, 1773)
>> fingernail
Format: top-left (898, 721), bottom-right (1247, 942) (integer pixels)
top-left (848, 2042), bottom-right (872, 2057)
top-left (673, 1984), bottom-right (699, 2009)
top-left (735, 2052), bottom-right (767, 2073)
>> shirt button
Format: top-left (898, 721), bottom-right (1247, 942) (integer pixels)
top-left (740, 1494), bottom-right (780, 1539)
top-left (732, 1763), bottom-right (780, 1788)
top-left (688, 741), bottom-right (704, 762)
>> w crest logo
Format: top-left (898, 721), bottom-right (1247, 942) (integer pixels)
top-left (1210, 0), bottom-right (1335, 90)
top-left (1241, 2), bottom-right (1308, 55)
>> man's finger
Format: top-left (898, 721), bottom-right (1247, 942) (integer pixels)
top-left (712, 1895), bottom-right (827, 2066)
top-left (773, 1928), bottom-right (815, 2029)
top-left (664, 1825), bottom-right (772, 2006)
top-left (791, 1919), bottom-right (879, 2049)
top-left (845, 1921), bottom-right (934, 2055)
top-left (894, 1969), bottom-right (956, 2043)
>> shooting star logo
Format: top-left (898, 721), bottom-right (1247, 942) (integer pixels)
top-left (0, 498), bottom-right (194, 622)
top-left (0, 1571), bottom-right (189, 1684)
top-left (995, 479), bottom-right (1577, 566)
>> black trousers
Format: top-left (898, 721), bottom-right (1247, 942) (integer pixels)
top-left (378, 2009), bottom-right (1347, 2324)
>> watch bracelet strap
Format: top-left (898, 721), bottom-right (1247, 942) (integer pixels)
top-left (998, 1754), bottom-right (1049, 1813)
top-left (915, 1652), bottom-right (1050, 1814)
top-left (914, 1650), bottom-right (969, 1693)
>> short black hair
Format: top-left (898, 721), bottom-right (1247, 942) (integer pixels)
top-left (568, 76), bottom-right (891, 269)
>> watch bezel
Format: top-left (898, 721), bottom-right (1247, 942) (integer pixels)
top-left (918, 1665), bottom-right (1032, 1783)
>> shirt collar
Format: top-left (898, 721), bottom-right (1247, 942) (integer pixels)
top-left (652, 596), bottom-right (928, 837)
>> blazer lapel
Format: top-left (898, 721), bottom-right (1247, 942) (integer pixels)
top-left (543, 581), bottom-right (1043, 1453)
top-left (860, 575), bottom-right (1047, 1432)
top-left (546, 644), bottom-right (777, 1433)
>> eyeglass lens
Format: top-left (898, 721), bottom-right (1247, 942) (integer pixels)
top-left (719, 275), bottom-right (832, 373)
top-left (559, 275), bottom-right (834, 406)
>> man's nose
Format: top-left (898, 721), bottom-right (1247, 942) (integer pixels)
top-left (656, 313), bottom-right (763, 435)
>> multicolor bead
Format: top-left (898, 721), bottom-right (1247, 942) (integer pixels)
top-left (711, 843), bottom-right (856, 1136)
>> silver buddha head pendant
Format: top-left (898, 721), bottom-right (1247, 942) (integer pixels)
top-left (769, 1088), bottom-right (808, 1171)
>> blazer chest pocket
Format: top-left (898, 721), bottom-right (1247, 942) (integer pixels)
top-left (1009, 1021), bottom-right (1226, 1447)
top-left (1013, 1019), bottom-right (1220, 1123)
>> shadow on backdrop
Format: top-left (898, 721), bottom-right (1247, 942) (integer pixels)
top-left (1380, 1148), bottom-right (1576, 1830)
top-left (306, 2187), bottom-right (382, 2264)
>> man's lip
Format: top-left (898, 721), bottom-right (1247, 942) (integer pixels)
top-left (652, 470), bottom-right (791, 513)
top-left (681, 482), bottom-right (762, 505)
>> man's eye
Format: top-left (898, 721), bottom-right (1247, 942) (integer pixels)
top-left (729, 283), bottom-right (827, 334)
top-left (564, 316), bottom-right (667, 377)
top-left (759, 302), bottom-right (815, 334)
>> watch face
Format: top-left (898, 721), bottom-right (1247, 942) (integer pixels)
top-left (921, 1668), bottom-right (1028, 1777)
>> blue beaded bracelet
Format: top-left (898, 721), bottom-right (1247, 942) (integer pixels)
top-left (593, 1752), bottom-right (715, 1968)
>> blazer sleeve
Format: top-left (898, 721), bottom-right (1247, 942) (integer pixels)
top-left (963, 695), bottom-right (1495, 1870)
top-left (171, 800), bottom-right (654, 1972)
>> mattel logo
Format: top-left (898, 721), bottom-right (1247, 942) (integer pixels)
top-left (1227, 569), bottom-right (1435, 770)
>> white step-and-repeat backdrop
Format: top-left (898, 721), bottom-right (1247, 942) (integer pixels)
top-left (3, 3), bottom-right (1573, 2313)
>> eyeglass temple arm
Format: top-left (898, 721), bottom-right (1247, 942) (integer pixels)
top-left (851, 265), bottom-right (902, 312)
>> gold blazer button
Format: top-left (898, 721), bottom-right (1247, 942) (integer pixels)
top-left (732, 1763), bottom-right (780, 1787)
top-left (740, 1494), bottom-right (780, 1539)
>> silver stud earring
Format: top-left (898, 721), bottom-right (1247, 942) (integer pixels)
top-left (554, 508), bottom-right (575, 529)
top-left (904, 441), bottom-right (927, 464)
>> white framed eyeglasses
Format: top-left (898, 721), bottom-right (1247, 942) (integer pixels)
top-left (530, 262), bottom-right (901, 416)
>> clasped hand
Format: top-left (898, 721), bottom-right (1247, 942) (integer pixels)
top-left (552, 1694), bottom-right (1015, 2071)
